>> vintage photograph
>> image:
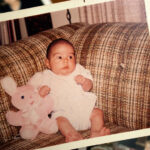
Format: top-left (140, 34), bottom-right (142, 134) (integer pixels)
top-left (0, 0), bottom-right (150, 150)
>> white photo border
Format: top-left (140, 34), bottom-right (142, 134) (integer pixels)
top-left (0, 0), bottom-right (114, 22)
top-left (0, 0), bottom-right (150, 149)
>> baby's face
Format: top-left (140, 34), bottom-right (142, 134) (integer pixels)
top-left (46, 43), bottom-right (76, 76)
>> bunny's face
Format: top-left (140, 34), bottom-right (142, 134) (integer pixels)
top-left (11, 85), bottom-right (35, 110)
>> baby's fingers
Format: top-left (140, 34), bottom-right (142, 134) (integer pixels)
top-left (75, 75), bottom-right (85, 84)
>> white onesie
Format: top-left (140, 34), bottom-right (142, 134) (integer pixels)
top-left (29, 64), bottom-right (96, 131)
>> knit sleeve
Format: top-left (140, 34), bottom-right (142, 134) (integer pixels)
top-left (28, 69), bottom-right (51, 89)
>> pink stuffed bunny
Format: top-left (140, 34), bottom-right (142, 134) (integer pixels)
top-left (1, 76), bottom-right (58, 140)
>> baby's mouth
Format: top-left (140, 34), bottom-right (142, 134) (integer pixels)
top-left (62, 66), bottom-right (69, 69)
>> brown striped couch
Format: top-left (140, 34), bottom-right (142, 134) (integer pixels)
top-left (0, 22), bottom-right (150, 150)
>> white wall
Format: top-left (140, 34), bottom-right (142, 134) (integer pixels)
top-left (51, 7), bottom-right (80, 28)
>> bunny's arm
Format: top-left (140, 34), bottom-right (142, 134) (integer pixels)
top-left (6, 111), bottom-right (24, 126)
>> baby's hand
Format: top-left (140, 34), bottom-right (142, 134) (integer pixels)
top-left (75, 75), bottom-right (86, 85)
top-left (75, 75), bottom-right (93, 92)
top-left (39, 85), bottom-right (50, 98)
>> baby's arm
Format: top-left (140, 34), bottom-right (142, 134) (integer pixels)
top-left (75, 75), bottom-right (93, 92)
top-left (28, 70), bottom-right (51, 97)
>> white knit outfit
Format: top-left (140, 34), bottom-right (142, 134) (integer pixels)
top-left (29, 64), bottom-right (96, 130)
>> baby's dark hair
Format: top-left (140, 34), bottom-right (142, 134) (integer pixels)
top-left (46, 38), bottom-right (74, 59)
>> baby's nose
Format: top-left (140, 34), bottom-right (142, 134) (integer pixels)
top-left (64, 58), bottom-right (68, 63)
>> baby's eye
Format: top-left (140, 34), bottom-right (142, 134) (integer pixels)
top-left (21, 95), bottom-right (24, 99)
top-left (57, 56), bottom-right (62, 59)
top-left (69, 56), bottom-right (73, 59)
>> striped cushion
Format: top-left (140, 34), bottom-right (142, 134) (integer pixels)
top-left (0, 23), bottom-right (86, 143)
top-left (70, 23), bottom-right (150, 130)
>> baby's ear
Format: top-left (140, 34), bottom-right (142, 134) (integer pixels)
top-left (45, 58), bottom-right (51, 69)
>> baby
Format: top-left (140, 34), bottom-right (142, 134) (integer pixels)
top-left (30, 38), bottom-right (110, 142)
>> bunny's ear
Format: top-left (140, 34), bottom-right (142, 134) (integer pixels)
top-left (0, 76), bottom-right (17, 96)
